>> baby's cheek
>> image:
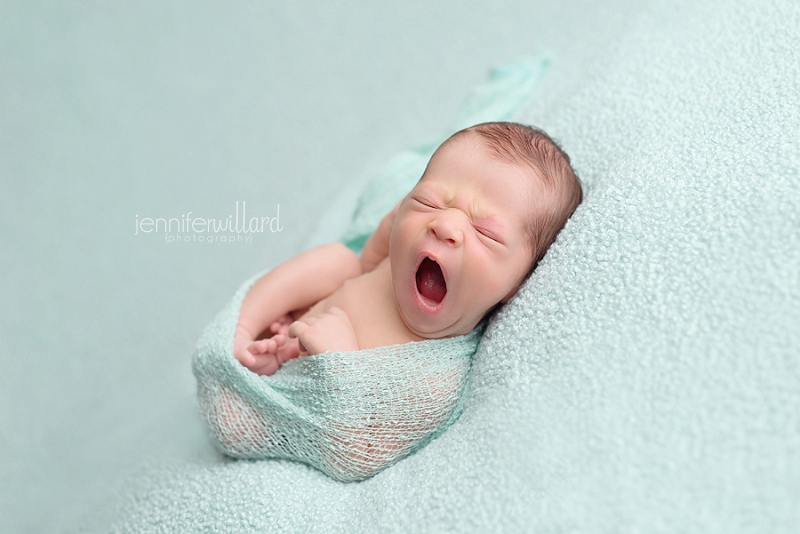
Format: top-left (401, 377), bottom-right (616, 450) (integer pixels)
top-left (478, 268), bottom-right (513, 304)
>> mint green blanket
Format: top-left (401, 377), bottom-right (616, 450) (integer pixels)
top-left (193, 269), bottom-right (484, 482)
top-left (90, 0), bottom-right (800, 530)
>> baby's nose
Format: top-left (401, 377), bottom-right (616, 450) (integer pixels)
top-left (428, 212), bottom-right (464, 246)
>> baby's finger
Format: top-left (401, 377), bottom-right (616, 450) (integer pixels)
top-left (250, 354), bottom-right (280, 376)
top-left (235, 349), bottom-right (255, 367)
top-left (248, 339), bottom-right (276, 355)
top-left (248, 340), bottom-right (267, 353)
top-left (287, 320), bottom-right (308, 339)
top-left (277, 342), bottom-right (300, 364)
top-left (268, 314), bottom-right (291, 331)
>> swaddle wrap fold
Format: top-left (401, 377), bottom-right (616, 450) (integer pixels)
top-left (192, 271), bottom-right (483, 482)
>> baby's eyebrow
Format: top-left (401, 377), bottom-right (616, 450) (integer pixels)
top-left (415, 184), bottom-right (445, 200)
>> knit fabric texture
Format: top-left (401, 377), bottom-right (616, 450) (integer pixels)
top-left (192, 271), bottom-right (483, 482)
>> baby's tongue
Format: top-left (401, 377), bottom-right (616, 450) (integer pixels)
top-left (416, 257), bottom-right (446, 304)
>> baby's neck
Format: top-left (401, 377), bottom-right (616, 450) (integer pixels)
top-left (329, 259), bottom-right (427, 349)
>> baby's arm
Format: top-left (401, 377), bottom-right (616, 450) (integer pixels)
top-left (234, 243), bottom-right (361, 374)
top-left (359, 201), bottom-right (401, 273)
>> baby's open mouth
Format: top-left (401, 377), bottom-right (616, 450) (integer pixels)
top-left (416, 257), bottom-right (447, 304)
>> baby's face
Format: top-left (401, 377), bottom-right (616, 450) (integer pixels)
top-left (389, 133), bottom-right (539, 339)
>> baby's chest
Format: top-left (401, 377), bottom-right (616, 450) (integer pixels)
top-left (308, 272), bottom-right (415, 349)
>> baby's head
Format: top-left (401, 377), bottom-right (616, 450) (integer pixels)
top-left (462, 122), bottom-right (583, 269)
top-left (389, 122), bottom-right (583, 339)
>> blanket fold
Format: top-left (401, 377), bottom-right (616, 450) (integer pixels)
top-left (192, 271), bottom-right (483, 482)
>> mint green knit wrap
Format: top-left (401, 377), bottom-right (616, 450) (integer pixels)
top-left (193, 271), bottom-right (483, 482)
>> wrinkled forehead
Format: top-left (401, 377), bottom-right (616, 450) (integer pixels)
top-left (423, 131), bottom-right (552, 213)
top-left (423, 145), bottom-right (551, 246)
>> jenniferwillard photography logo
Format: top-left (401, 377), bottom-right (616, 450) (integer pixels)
top-left (134, 202), bottom-right (282, 244)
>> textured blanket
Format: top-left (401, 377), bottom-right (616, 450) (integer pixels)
top-left (93, 0), bottom-right (800, 531)
top-left (192, 271), bottom-right (484, 482)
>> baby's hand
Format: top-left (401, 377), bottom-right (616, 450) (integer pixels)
top-left (267, 313), bottom-right (294, 338)
top-left (288, 307), bottom-right (359, 355)
top-left (233, 323), bottom-right (300, 376)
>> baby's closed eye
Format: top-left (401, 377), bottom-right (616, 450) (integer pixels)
top-left (413, 197), bottom-right (439, 209)
top-left (475, 227), bottom-right (498, 241)
top-left (474, 225), bottom-right (506, 245)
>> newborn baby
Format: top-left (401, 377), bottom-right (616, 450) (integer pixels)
top-left (232, 122), bottom-right (583, 374)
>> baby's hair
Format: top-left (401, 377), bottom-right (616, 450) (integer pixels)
top-left (450, 122), bottom-right (583, 273)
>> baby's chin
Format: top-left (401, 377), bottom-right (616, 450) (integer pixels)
top-left (398, 299), bottom-right (483, 340)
